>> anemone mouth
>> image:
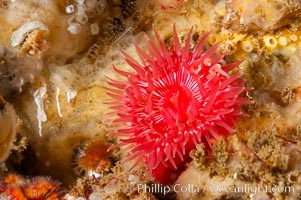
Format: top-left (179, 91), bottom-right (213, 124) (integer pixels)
top-left (160, 86), bottom-right (193, 124)
top-left (150, 67), bottom-right (201, 132)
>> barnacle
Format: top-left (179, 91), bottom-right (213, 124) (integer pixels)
top-left (263, 35), bottom-right (278, 51)
top-left (241, 40), bottom-right (253, 53)
top-left (278, 36), bottom-right (288, 46)
top-left (11, 21), bottom-right (49, 55)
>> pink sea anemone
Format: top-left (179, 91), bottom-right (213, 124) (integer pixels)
top-left (106, 26), bottom-right (251, 183)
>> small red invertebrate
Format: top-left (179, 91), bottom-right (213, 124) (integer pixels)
top-left (76, 140), bottom-right (112, 174)
top-left (106, 26), bottom-right (251, 183)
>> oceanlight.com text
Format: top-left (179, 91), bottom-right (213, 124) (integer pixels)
top-left (210, 184), bottom-right (295, 195)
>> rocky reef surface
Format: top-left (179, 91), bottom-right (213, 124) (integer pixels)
top-left (0, 0), bottom-right (301, 199)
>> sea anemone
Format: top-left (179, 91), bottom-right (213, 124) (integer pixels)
top-left (106, 25), bottom-right (251, 184)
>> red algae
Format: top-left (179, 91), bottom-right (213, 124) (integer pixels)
top-left (106, 25), bottom-right (251, 184)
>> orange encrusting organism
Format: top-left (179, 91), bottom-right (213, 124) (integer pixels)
top-left (0, 174), bottom-right (63, 200)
